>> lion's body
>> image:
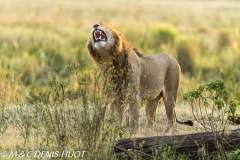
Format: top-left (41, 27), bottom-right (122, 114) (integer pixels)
top-left (138, 54), bottom-right (180, 100)
top-left (87, 23), bottom-right (192, 133)
top-left (127, 52), bottom-right (180, 132)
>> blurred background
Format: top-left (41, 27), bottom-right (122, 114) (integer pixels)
top-left (0, 0), bottom-right (240, 103)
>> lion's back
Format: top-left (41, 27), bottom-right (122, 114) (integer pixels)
top-left (140, 54), bottom-right (180, 74)
top-left (139, 54), bottom-right (181, 99)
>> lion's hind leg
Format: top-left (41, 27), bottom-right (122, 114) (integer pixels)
top-left (145, 93), bottom-right (162, 129)
top-left (162, 91), bottom-right (177, 134)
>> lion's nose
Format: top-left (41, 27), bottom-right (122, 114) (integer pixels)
top-left (93, 24), bottom-right (99, 28)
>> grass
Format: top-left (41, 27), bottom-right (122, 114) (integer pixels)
top-left (1, 0), bottom-right (240, 97)
top-left (0, 102), bottom-right (239, 159)
top-left (0, 0), bottom-right (240, 159)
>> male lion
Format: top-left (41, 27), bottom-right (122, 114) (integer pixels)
top-left (87, 23), bottom-right (193, 133)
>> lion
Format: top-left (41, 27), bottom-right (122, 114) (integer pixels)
top-left (87, 23), bottom-right (193, 133)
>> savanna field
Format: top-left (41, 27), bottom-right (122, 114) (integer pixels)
top-left (0, 0), bottom-right (240, 159)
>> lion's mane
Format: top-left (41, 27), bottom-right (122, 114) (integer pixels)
top-left (87, 24), bottom-right (142, 93)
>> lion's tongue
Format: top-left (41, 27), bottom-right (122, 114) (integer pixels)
top-left (95, 30), bottom-right (101, 39)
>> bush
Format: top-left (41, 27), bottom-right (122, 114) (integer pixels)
top-left (176, 36), bottom-right (199, 76)
top-left (148, 25), bottom-right (178, 51)
top-left (24, 67), bottom-right (123, 159)
top-left (0, 71), bottom-right (23, 103)
top-left (217, 29), bottom-right (235, 50)
top-left (220, 58), bottom-right (240, 98)
top-left (182, 79), bottom-right (240, 159)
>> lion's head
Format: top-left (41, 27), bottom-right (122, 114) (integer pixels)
top-left (87, 23), bottom-right (141, 67)
top-left (90, 24), bottom-right (122, 51)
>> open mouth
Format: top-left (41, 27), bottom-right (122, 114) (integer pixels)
top-left (92, 29), bottom-right (107, 43)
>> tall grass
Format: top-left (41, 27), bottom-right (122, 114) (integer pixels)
top-left (0, 0), bottom-right (240, 103)
top-left (0, 68), bottom-right (123, 159)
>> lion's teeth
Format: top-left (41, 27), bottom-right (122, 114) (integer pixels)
top-left (94, 32), bottom-right (97, 39)
top-left (100, 31), bottom-right (102, 39)
top-left (93, 29), bottom-right (106, 41)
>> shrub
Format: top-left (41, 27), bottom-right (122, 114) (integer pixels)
top-left (220, 58), bottom-right (240, 98)
top-left (182, 79), bottom-right (230, 131)
top-left (0, 103), bottom-right (8, 134)
top-left (148, 25), bottom-right (178, 51)
top-left (217, 29), bottom-right (235, 50)
top-left (176, 36), bottom-right (199, 76)
top-left (0, 71), bottom-right (23, 103)
top-left (25, 66), bottom-right (123, 159)
top-left (182, 79), bottom-right (240, 159)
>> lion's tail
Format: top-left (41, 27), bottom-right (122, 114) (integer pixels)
top-left (175, 111), bottom-right (194, 126)
top-left (176, 119), bottom-right (194, 126)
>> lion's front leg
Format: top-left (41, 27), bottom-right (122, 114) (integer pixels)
top-left (129, 104), bottom-right (139, 133)
top-left (112, 99), bottom-right (125, 126)
top-left (129, 93), bottom-right (141, 133)
top-left (116, 104), bottom-right (125, 126)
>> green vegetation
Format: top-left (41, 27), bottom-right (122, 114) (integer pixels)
top-left (0, 0), bottom-right (240, 159)
top-left (0, 70), bottom-right (123, 159)
top-left (182, 79), bottom-right (230, 133)
top-left (1, 0), bottom-right (240, 102)
top-left (182, 79), bottom-right (240, 159)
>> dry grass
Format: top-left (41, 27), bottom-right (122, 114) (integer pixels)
top-left (1, 0), bottom-right (240, 31)
top-left (1, 103), bottom-right (239, 151)
top-left (127, 104), bottom-right (240, 138)
top-left (0, 127), bottom-right (26, 149)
